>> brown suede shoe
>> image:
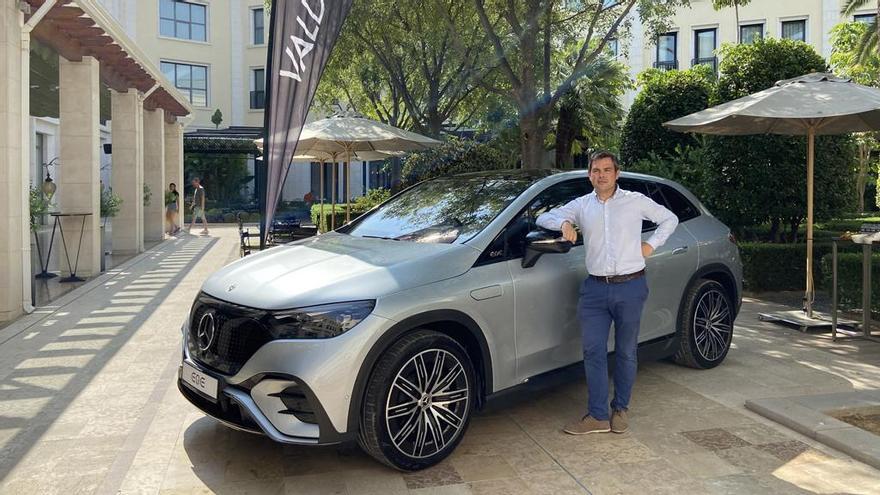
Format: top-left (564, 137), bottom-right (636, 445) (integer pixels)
top-left (563, 415), bottom-right (611, 435)
top-left (611, 409), bottom-right (628, 434)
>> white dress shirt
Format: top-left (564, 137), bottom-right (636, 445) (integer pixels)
top-left (536, 186), bottom-right (679, 277)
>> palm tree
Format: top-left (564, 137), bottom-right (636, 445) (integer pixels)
top-left (842, 0), bottom-right (880, 63)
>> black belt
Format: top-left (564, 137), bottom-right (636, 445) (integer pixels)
top-left (589, 269), bottom-right (645, 284)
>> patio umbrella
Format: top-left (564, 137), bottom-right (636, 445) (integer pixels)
top-left (664, 72), bottom-right (880, 317)
top-left (295, 116), bottom-right (441, 223)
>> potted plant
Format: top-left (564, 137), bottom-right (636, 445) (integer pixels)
top-left (100, 186), bottom-right (122, 271)
top-left (30, 186), bottom-right (51, 278)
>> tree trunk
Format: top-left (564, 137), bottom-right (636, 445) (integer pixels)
top-left (555, 102), bottom-right (576, 169)
top-left (789, 218), bottom-right (800, 244)
top-left (520, 111), bottom-right (546, 169)
top-left (857, 141), bottom-right (869, 214)
top-left (769, 217), bottom-right (780, 243)
top-left (734, 2), bottom-right (740, 42)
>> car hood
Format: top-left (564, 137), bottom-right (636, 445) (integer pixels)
top-left (201, 233), bottom-right (479, 310)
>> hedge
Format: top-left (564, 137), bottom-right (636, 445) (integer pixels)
top-left (820, 251), bottom-right (880, 316)
top-left (739, 242), bottom-right (862, 292)
top-left (310, 204), bottom-right (368, 233)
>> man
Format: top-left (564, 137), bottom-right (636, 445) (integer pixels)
top-left (188, 177), bottom-right (209, 235)
top-left (536, 151), bottom-right (678, 435)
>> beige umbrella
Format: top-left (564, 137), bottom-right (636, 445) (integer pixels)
top-left (664, 72), bottom-right (880, 317)
top-left (255, 137), bottom-right (406, 230)
top-left (295, 116), bottom-right (441, 223)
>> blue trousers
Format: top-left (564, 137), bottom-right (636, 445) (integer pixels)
top-left (577, 275), bottom-right (649, 421)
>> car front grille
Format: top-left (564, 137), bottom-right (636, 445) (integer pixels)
top-left (187, 293), bottom-right (272, 376)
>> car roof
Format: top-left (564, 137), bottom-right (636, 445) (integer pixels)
top-left (448, 168), bottom-right (681, 188)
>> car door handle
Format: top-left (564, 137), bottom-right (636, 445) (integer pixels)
top-left (672, 246), bottom-right (688, 255)
top-left (470, 285), bottom-right (503, 301)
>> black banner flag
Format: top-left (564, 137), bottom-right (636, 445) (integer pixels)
top-left (261, 0), bottom-right (353, 247)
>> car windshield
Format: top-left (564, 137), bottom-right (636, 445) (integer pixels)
top-left (342, 177), bottom-right (531, 244)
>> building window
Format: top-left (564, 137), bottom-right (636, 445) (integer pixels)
top-left (654, 32), bottom-right (678, 70)
top-left (250, 68), bottom-right (265, 109)
top-left (692, 28), bottom-right (717, 71)
top-left (606, 38), bottom-right (619, 58)
top-left (252, 8), bottom-right (265, 45)
top-left (161, 61), bottom-right (208, 107)
top-left (854, 13), bottom-right (877, 25)
top-left (159, 0), bottom-right (207, 42)
top-left (781, 19), bottom-right (806, 42)
top-left (740, 23), bottom-right (763, 44)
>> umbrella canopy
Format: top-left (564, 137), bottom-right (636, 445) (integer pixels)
top-left (296, 116), bottom-right (441, 153)
top-left (664, 72), bottom-right (880, 317)
top-left (665, 73), bottom-right (880, 136)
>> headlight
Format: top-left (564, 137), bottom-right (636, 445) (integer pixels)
top-left (266, 300), bottom-right (375, 339)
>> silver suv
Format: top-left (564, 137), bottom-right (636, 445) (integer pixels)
top-left (178, 170), bottom-right (742, 471)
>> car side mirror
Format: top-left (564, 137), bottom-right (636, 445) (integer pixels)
top-left (522, 230), bottom-right (572, 268)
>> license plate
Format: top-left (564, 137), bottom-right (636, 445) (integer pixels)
top-left (182, 361), bottom-right (218, 400)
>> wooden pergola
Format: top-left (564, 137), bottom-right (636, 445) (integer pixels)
top-left (24, 0), bottom-right (190, 122)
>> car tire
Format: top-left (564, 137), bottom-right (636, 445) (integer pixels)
top-left (358, 329), bottom-right (476, 471)
top-left (673, 279), bottom-right (734, 369)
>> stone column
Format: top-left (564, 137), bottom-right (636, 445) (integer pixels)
top-left (164, 120), bottom-right (184, 215)
top-left (57, 56), bottom-right (102, 279)
top-left (111, 89), bottom-right (144, 254)
top-left (0, 3), bottom-right (24, 321)
top-left (143, 108), bottom-right (165, 241)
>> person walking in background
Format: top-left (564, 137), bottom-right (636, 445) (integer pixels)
top-left (188, 177), bottom-right (209, 235)
top-left (165, 182), bottom-right (180, 235)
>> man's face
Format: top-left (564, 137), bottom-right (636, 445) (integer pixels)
top-left (589, 157), bottom-right (619, 193)
top-left (191, 179), bottom-right (198, 187)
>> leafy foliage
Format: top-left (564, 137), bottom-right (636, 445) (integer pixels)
top-left (619, 65), bottom-right (715, 166)
top-left (29, 187), bottom-right (50, 233)
top-left (211, 109), bottom-right (223, 129)
top-left (401, 138), bottom-right (510, 185)
top-left (100, 186), bottom-right (122, 218)
top-left (184, 153), bottom-right (252, 204)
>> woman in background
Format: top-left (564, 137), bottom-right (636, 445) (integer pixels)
top-left (165, 183), bottom-right (180, 235)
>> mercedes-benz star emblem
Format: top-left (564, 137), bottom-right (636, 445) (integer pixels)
top-left (196, 312), bottom-right (216, 352)
top-left (226, 284), bottom-right (236, 292)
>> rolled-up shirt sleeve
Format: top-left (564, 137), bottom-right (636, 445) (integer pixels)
top-left (642, 196), bottom-right (678, 249)
top-left (536, 197), bottom-right (583, 231)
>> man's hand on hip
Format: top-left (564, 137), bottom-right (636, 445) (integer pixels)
top-left (641, 242), bottom-right (654, 258)
top-left (561, 221), bottom-right (578, 243)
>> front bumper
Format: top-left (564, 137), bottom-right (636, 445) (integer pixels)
top-left (177, 313), bottom-right (393, 445)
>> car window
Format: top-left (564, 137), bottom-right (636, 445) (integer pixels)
top-left (342, 177), bottom-right (532, 244)
top-left (657, 183), bottom-right (700, 222)
top-left (477, 179), bottom-right (590, 264)
top-left (618, 178), bottom-right (663, 232)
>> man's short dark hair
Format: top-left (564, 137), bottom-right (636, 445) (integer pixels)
top-left (589, 151), bottom-right (620, 171)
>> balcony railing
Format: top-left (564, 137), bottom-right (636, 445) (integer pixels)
top-left (691, 56), bottom-right (718, 73)
top-left (653, 60), bottom-right (678, 71)
top-left (250, 90), bottom-right (265, 109)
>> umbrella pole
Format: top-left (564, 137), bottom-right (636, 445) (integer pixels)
top-left (805, 128), bottom-right (815, 318)
top-left (319, 160), bottom-right (325, 233)
top-left (331, 160), bottom-right (337, 230)
top-left (345, 149), bottom-right (352, 224)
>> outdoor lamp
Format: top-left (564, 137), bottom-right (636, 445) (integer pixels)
top-left (42, 170), bottom-right (56, 198)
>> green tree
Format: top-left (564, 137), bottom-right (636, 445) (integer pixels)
top-left (711, 0), bottom-right (752, 40)
top-left (211, 109), bottom-right (223, 129)
top-left (707, 38), bottom-right (855, 240)
top-left (619, 64), bottom-right (715, 166)
top-left (831, 21), bottom-right (880, 213)
top-left (317, 0), bottom-right (494, 137)
top-left (473, 0), bottom-right (688, 169)
top-left (840, 0), bottom-right (880, 64)
top-left (401, 137), bottom-right (509, 185)
top-left (184, 153), bottom-right (251, 204)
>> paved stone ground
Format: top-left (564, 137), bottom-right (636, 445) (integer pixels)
top-left (1, 226), bottom-right (879, 495)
